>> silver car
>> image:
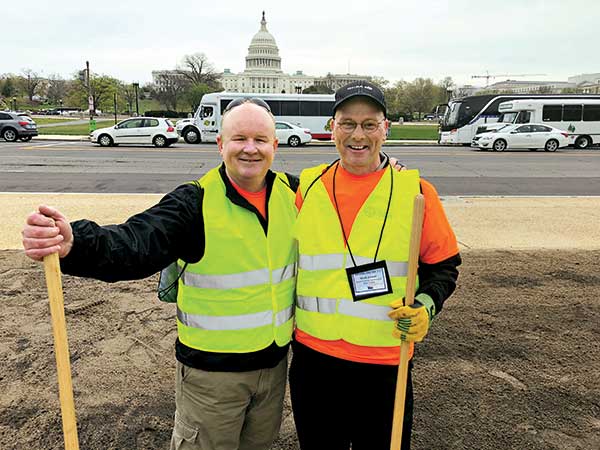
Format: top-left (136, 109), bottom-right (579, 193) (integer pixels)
top-left (0, 111), bottom-right (38, 142)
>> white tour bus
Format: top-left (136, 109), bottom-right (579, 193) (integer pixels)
top-left (494, 99), bottom-right (600, 149)
top-left (439, 94), bottom-right (600, 146)
top-left (179, 92), bottom-right (335, 144)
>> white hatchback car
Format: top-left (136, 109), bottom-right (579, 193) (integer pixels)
top-left (275, 121), bottom-right (312, 147)
top-left (90, 117), bottom-right (179, 148)
top-left (472, 123), bottom-right (570, 152)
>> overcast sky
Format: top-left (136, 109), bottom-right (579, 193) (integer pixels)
top-left (4, 0), bottom-right (598, 87)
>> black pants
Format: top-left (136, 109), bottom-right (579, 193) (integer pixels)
top-left (289, 340), bottom-right (413, 450)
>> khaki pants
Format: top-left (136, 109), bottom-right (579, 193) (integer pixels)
top-left (170, 356), bottom-right (287, 450)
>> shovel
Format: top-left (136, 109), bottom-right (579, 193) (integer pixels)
top-left (390, 193), bottom-right (425, 449)
top-left (43, 252), bottom-right (80, 450)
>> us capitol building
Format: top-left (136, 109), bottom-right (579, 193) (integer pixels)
top-left (153, 12), bottom-right (371, 94)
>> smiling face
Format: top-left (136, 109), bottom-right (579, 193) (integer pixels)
top-left (217, 102), bottom-right (278, 192)
top-left (332, 97), bottom-right (388, 175)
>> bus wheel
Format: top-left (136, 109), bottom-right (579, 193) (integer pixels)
top-left (544, 139), bottom-right (558, 152)
top-left (288, 136), bottom-right (301, 147)
top-left (493, 139), bottom-right (507, 152)
top-left (574, 136), bottom-right (591, 149)
top-left (184, 128), bottom-right (200, 144)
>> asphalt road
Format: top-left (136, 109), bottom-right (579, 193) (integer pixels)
top-left (1, 140), bottom-right (599, 195)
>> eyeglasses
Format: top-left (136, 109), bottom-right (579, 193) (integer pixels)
top-left (335, 118), bottom-right (386, 134)
top-left (223, 97), bottom-right (271, 114)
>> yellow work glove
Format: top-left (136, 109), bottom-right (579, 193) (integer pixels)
top-left (388, 294), bottom-right (436, 342)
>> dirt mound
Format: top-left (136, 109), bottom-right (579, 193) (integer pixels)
top-left (1, 249), bottom-right (599, 450)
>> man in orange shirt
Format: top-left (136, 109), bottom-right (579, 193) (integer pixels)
top-left (290, 81), bottom-right (461, 450)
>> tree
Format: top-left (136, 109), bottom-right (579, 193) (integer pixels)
top-left (151, 73), bottom-right (188, 111)
top-left (177, 53), bottom-right (221, 90)
top-left (370, 77), bottom-right (390, 90)
top-left (46, 74), bottom-right (68, 105)
top-left (20, 69), bottom-right (43, 101)
top-left (437, 77), bottom-right (455, 103)
top-left (404, 78), bottom-right (437, 120)
top-left (561, 87), bottom-right (583, 94)
top-left (182, 83), bottom-right (211, 113)
top-left (120, 84), bottom-right (137, 115)
top-left (302, 84), bottom-right (334, 94)
top-left (68, 73), bottom-right (121, 113)
top-left (383, 80), bottom-right (408, 120)
top-left (1, 77), bottom-right (17, 98)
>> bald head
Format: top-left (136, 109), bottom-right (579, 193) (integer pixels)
top-left (221, 102), bottom-right (276, 140)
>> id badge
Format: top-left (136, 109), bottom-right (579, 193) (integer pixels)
top-left (346, 260), bottom-right (392, 301)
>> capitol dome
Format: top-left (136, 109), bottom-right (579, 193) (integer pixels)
top-left (245, 12), bottom-right (282, 73)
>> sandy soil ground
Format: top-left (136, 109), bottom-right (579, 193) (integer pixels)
top-left (1, 248), bottom-right (599, 450)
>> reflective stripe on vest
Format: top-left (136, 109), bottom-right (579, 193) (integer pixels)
top-left (182, 262), bottom-right (296, 289)
top-left (299, 254), bottom-right (407, 276)
top-left (294, 165), bottom-right (420, 348)
top-left (176, 168), bottom-right (297, 353)
top-left (177, 304), bottom-right (294, 330)
top-left (297, 295), bottom-right (394, 322)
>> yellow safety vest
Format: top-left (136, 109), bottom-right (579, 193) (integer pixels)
top-left (295, 164), bottom-right (420, 347)
top-left (176, 167), bottom-right (297, 353)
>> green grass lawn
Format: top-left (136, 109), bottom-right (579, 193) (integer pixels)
top-left (33, 117), bottom-right (81, 125)
top-left (37, 121), bottom-right (116, 135)
top-left (388, 124), bottom-right (438, 140)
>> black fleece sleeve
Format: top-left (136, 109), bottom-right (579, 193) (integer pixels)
top-left (285, 173), bottom-right (300, 193)
top-left (59, 183), bottom-right (204, 282)
top-left (416, 253), bottom-right (462, 315)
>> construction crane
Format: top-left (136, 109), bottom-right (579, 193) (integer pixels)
top-left (471, 71), bottom-right (547, 87)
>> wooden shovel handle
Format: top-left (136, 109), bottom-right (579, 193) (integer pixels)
top-left (390, 194), bottom-right (425, 449)
top-left (43, 252), bottom-right (80, 450)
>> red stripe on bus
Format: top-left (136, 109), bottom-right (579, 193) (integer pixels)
top-left (311, 133), bottom-right (332, 139)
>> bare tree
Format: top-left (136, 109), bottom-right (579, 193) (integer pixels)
top-left (151, 74), bottom-right (188, 110)
top-left (120, 84), bottom-right (137, 115)
top-left (47, 74), bottom-right (67, 104)
top-left (177, 53), bottom-right (221, 89)
top-left (20, 69), bottom-right (43, 101)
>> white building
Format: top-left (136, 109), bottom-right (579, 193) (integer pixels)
top-left (485, 79), bottom-right (576, 94)
top-left (568, 73), bottom-right (600, 94)
top-left (154, 12), bottom-right (371, 94)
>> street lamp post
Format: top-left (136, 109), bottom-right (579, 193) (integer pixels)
top-left (114, 92), bottom-right (118, 124)
top-left (133, 83), bottom-right (140, 116)
top-left (59, 99), bottom-right (63, 114)
top-left (12, 97), bottom-right (17, 111)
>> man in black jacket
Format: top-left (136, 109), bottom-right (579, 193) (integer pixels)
top-left (22, 98), bottom-right (299, 450)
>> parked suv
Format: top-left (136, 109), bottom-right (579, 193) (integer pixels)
top-left (0, 111), bottom-right (38, 142)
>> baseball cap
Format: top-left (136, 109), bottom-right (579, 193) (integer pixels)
top-left (333, 80), bottom-right (387, 117)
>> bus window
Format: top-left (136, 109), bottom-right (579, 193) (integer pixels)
top-left (318, 101), bottom-right (335, 117)
top-left (265, 100), bottom-right (281, 115)
top-left (281, 100), bottom-right (300, 116)
top-left (583, 104), bottom-right (600, 122)
top-left (516, 111), bottom-right (531, 123)
top-left (446, 102), bottom-right (461, 127)
top-left (220, 99), bottom-right (231, 113)
top-left (563, 105), bottom-right (582, 121)
top-left (201, 106), bottom-right (214, 119)
top-left (542, 105), bottom-right (562, 122)
top-left (300, 101), bottom-right (319, 116)
top-left (498, 112), bottom-right (517, 123)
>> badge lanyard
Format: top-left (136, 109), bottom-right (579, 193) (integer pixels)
top-left (332, 160), bottom-right (394, 301)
